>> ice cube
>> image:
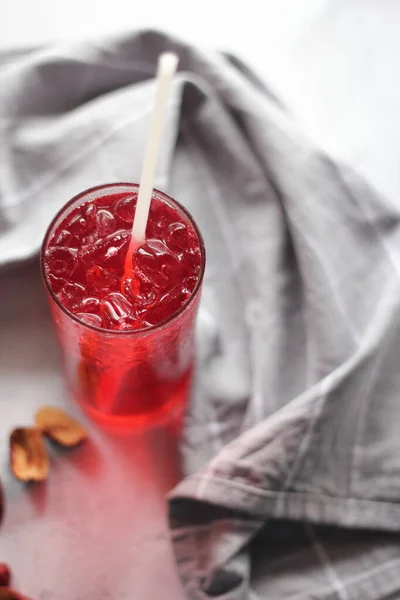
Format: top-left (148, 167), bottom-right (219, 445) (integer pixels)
top-left (146, 207), bottom-right (168, 238)
top-left (165, 222), bottom-right (189, 252)
top-left (142, 285), bottom-right (187, 325)
top-left (54, 229), bottom-right (74, 247)
top-left (45, 247), bottom-right (78, 278)
top-left (80, 297), bottom-right (100, 313)
top-left (79, 230), bottom-right (130, 266)
top-left (183, 275), bottom-right (198, 296)
top-left (96, 209), bottom-right (117, 236)
top-left (135, 240), bottom-right (182, 289)
top-left (75, 313), bottom-right (103, 327)
top-left (67, 203), bottom-right (97, 236)
top-left (58, 282), bottom-right (86, 311)
top-left (100, 292), bottom-right (134, 329)
top-left (161, 260), bottom-right (184, 287)
top-left (115, 315), bottom-right (142, 331)
top-left (86, 265), bottom-right (120, 294)
top-left (82, 232), bottom-right (99, 245)
top-left (47, 273), bottom-right (67, 294)
top-left (122, 271), bottom-right (158, 307)
top-left (183, 248), bottom-right (201, 274)
top-left (115, 194), bottom-right (137, 224)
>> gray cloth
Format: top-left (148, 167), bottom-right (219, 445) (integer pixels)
top-left (2, 29), bottom-right (400, 600)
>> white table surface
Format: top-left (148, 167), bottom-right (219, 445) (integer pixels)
top-left (0, 262), bottom-right (185, 599)
top-left (1, 1), bottom-right (400, 598)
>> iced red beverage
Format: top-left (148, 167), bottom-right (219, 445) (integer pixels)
top-left (41, 183), bottom-right (205, 427)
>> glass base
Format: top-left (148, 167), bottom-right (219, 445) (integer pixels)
top-left (78, 390), bottom-right (186, 432)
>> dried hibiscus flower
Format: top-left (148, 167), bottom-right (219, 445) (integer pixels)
top-left (0, 479), bottom-right (3, 525)
top-left (0, 589), bottom-right (33, 600)
top-left (35, 406), bottom-right (88, 448)
top-left (9, 428), bottom-right (49, 482)
top-left (0, 564), bottom-right (10, 587)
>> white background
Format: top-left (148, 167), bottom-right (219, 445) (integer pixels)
top-left (2, 0), bottom-right (400, 205)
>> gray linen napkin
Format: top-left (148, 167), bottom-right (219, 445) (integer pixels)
top-left (2, 29), bottom-right (400, 600)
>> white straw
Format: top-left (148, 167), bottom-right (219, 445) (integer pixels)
top-left (130, 52), bottom-right (179, 244)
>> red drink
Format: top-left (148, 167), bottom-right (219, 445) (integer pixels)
top-left (41, 183), bottom-right (205, 427)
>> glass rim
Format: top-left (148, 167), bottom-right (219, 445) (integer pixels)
top-left (40, 182), bottom-right (206, 336)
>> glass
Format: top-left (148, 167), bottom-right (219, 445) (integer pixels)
top-left (41, 183), bottom-right (205, 428)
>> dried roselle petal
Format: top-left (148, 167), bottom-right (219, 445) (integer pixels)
top-left (9, 428), bottom-right (49, 482)
top-left (0, 564), bottom-right (11, 587)
top-left (0, 479), bottom-right (3, 525)
top-left (0, 588), bottom-right (33, 600)
top-left (35, 406), bottom-right (88, 448)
